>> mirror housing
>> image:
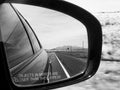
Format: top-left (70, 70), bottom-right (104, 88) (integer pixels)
top-left (0, 0), bottom-right (102, 89)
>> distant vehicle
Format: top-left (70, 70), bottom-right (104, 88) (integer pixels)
top-left (0, 3), bottom-right (50, 84)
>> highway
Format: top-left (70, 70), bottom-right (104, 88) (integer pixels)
top-left (10, 51), bottom-right (87, 85)
top-left (48, 52), bottom-right (87, 83)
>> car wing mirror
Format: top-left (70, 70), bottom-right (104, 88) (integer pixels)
top-left (0, 0), bottom-right (102, 89)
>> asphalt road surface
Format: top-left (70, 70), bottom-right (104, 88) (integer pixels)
top-left (10, 51), bottom-right (87, 85)
top-left (48, 52), bottom-right (87, 83)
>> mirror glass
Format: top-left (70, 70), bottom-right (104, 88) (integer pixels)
top-left (3, 4), bottom-right (88, 86)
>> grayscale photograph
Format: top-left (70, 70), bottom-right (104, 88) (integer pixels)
top-left (0, 0), bottom-right (120, 90)
top-left (1, 3), bottom-right (88, 86)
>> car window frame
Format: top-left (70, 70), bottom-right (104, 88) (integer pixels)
top-left (10, 3), bottom-right (42, 55)
top-left (17, 11), bottom-right (43, 53)
top-left (4, 3), bottom-right (45, 78)
top-left (2, 3), bottom-right (35, 69)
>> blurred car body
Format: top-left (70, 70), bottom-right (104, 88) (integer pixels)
top-left (0, 3), bottom-right (50, 85)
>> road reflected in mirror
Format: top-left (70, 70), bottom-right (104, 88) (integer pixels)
top-left (3, 4), bottom-right (88, 86)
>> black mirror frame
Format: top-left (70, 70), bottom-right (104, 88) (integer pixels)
top-left (0, 0), bottom-right (102, 89)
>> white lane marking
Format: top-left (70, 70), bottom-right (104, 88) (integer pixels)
top-left (54, 54), bottom-right (70, 78)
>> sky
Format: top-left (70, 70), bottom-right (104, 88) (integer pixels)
top-left (66, 0), bottom-right (120, 13)
top-left (13, 0), bottom-right (120, 49)
top-left (13, 4), bottom-right (88, 49)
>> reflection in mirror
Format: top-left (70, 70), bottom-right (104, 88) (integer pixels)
top-left (3, 4), bottom-right (88, 86)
